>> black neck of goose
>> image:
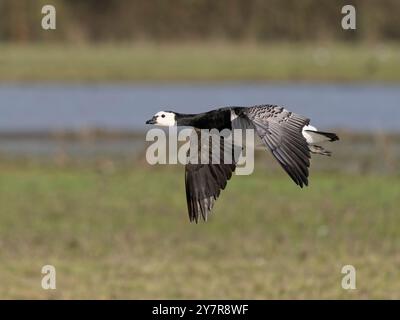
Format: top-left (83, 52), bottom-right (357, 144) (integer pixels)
top-left (174, 113), bottom-right (199, 126)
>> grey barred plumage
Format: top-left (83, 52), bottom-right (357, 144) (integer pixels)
top-left (243, 105), bottom-right (311, 188)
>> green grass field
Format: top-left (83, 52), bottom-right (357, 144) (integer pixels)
top-left (1, 43), bottom-right (400, 82)
top-left (0, 160), bottom-right (399, 299)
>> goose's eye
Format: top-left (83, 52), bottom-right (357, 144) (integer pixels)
top-left (161, 114), bottom-right (166, 118)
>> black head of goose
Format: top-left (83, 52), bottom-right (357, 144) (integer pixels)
top-left (146, 105), bottom-right (339, 223)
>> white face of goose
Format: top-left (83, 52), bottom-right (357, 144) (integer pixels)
top-left (146, 111), bottom-right (176, 127)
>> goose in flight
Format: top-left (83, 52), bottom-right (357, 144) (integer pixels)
top-left (146, 105), bottom-right (339, 223)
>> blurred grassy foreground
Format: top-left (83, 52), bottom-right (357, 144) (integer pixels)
top-left (1, 43), bottom-right (400, 82)
top-left (0, 159), bottom-right (399, 299)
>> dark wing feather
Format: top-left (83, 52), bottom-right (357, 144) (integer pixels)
top-left (243, 105), bottom-right (311, 187)
top-left (185, 129), bottom-right (236, 223)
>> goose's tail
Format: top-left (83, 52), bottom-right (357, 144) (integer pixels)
top-left (302, 125), bottom-right (339, 157)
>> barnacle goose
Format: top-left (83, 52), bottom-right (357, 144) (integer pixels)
top-left (146, 105), bottom-right (339, 223)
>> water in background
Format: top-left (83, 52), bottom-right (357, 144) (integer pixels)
top-left (0, 83), bottom-right (399, 162)
top-left (0, 83), bottom-right (399, 132)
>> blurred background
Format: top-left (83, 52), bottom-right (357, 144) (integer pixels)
top-left (0, 0), bottom-right (399, 299)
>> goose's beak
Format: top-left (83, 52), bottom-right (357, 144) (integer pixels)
top-left (145, 116), bottom-right (157, 124)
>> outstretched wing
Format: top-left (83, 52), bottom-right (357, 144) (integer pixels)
top-left (185, 129), bottom-right (237, 223)
top-left (241, 105), bottom-right (311, 187)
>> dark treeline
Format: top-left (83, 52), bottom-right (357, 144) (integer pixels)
top-left (0, 0), bottom-right (399, 43)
